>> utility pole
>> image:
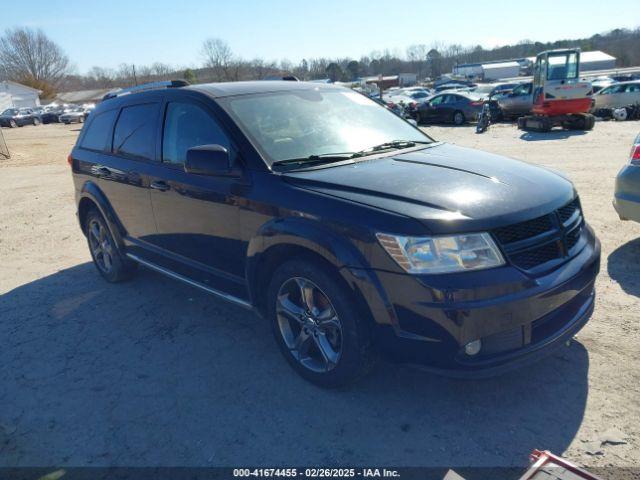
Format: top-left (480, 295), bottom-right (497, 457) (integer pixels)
top-left (132, 64), bottom-right (138, 86)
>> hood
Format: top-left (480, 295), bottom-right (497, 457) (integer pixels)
top-left (282, 143), bottom-right (575, 233)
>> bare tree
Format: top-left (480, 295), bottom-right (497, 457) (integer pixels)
top-left (201, 38), bottom-right (234, 81)
top-left (0, 27), bottom-right (70, 95)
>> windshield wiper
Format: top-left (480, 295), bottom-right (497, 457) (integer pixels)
top-left (272, 140), bottom-right (432, 169)
top-left (357, 139), bottom-right (431, 155)
top-left (272, 152), bottom-right (359, 168)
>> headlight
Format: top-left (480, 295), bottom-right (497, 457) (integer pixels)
top-left (376, 232), bottom-right (505, 274)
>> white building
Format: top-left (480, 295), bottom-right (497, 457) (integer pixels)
top-left (525, 50), bottom-right (616, 73)
top-left (452, 61), bottom-right (520, 81)
top-left (482, 61), bottom-right (521, 80)
top-left (0, 81), bottom-right (41, 111)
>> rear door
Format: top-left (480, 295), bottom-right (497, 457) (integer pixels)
top-left (439, 94), bottom-right (458, 121)
top-left (93, 102), bottom-right (160, 246)
top-left (146, 95), bottom-right (247, 294)
top-left (623, 83), bottom-right (640, 106)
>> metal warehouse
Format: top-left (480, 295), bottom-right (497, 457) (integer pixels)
top-left (0, 81), bottom-right (42, 110)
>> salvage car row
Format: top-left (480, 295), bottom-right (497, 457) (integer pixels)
top-left (379, 77), bottom-right (640, 125)
top-left (0, 103), bottom-right (95, 128)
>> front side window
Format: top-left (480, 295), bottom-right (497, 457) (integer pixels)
top-left (80, 109), bottom-right (118, 152)
top-left (162, 102), bottom-right (231, 165)
top-left (222, 89), bottom-right (432, 166)
top-left (113, 103), bottom-right (159, 160)
top-left (430, 95), bottom-right (445, 106)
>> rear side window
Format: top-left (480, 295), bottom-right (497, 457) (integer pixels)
top-left (113, 103), bottom-right (159, 160)
top-left (162, 102), bottom-right (231, 165)
top-left (80, 109), bottom-right (117, 152)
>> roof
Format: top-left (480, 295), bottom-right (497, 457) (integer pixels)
top-left (526, 50), bottom-right (616, 64)
top-left (581, 50), bottom-right (616, 62)
top-left (482, 61), bottom-right (520, 70)
top-left (189, 80), bottom-right (344, 97)
top-left (0, 80), bottom-right (42, 94)
top-left (55, 88), bottom-right (113, 103)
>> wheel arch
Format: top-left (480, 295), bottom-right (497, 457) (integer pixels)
top-left (245, 218), bottom-right (383, 328)
top-left (77, 181), bottom-right (126, 250)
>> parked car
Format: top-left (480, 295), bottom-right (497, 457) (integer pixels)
top-left (0, 108), bottom-right (41, 127)
top-left (41, 107), bottom-right (65, 124)
top-left (471, 82), bottom-right (520, 99)
top-left (592, 81), bottom-right (640, 110)
top-left (60, 107), bottom-right (88, 124)
top-left (434, 83), bottom-right (475, 93)
top-left (416, 92), bottom-right (484, 125)
top-left (41, 104), bottom-right (81, 124)
top-left (613, 132), bottom-right (640, 224)
top-left (70, 80), bottom-right (600, 387)
top-left (590, 76), bottom-right (615, 94)
top-left (496, 82), bottom-right (533, 119)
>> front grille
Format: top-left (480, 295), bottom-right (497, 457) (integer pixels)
top-left (558, 197), bottom-right (580, 224)
top-left (510, 242), bottom-right (561, 270)
top-left (493, 214), bottom-right (554, 244)
top-left (492, 197), bottom-right (584, 272)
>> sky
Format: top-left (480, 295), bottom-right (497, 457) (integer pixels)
top-left (2, 0), bottom-right (639, 74)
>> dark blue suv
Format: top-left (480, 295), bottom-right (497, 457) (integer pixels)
top-left (70, 80), bottom-right (600, 387)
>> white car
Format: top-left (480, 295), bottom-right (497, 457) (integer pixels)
top-left (593, 81), bottom-right (640, 110)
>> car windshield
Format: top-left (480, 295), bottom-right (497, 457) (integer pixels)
top-left (2, 109), bottom-right (18, 115)
top-left (221, 88), bottom-right (433, 166)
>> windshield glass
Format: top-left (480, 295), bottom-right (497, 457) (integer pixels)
top-left (547, 52), bottom-right (579, 80)
top-left (2, 109), bottom-right (18, 116)
top-left (221, 88), bottom-right (433, 166)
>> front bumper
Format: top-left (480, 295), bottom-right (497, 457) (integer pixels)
top-left (366, 226), bottom-right (600, 377)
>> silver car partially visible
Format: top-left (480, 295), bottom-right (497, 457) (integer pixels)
top-left (496, 82), bottom-right (533, 119)
top-left (593, 81), bottom-right (640, 110)
top-left (614, 132), bottom-right (640, 223)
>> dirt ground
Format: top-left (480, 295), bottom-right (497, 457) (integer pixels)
top-left (1, 121), bottom-right (639, 473)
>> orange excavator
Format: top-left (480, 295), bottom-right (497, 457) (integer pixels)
top-left (518, 48), bottom-right (595, 132)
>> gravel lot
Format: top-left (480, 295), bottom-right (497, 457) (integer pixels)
top-left (1, 121), bottom-right (639, 472)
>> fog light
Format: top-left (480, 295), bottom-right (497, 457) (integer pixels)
top-left (464, 339), bottom-right (482, 356)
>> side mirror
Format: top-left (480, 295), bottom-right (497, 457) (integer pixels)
top-left (184, 144), bottom-right (233, 176)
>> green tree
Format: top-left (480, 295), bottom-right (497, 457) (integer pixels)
top-left (183, 68), bottom-right (196, 83)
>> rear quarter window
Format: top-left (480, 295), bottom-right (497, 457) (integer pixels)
top-left (79, 109), bottom-right (117, 152)
top-left (113, 103), bottom-right (160, 160)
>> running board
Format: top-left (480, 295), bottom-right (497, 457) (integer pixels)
top-left (126, 253), bottom-right (253, 310)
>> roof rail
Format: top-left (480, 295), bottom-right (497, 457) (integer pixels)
top-left (102, 80), bottom-right (189, 101)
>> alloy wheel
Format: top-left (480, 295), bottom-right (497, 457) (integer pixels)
top-left (88, 219), bottom-right (115, 274)
top-left (276, 277), bottom-right (343, 373)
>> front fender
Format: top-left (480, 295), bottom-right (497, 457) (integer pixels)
top-left (245, 216), bottom-right (398, 328)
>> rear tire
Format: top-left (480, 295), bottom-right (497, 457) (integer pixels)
top-left (84, 209), bottom-right (136, 283)
top-left (453, 110), bottom-right (465, 126)
top-left (33, 117), bottom-right (41, 126)
top-left (267, 259), bottom-right (375, 388)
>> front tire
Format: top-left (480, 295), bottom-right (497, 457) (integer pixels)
top-left (9, 119), bottom-right (17, 128)
top-left (267, 259), bottom-right (374, 388)
top-left (85, 209), bottom-right (136, 283)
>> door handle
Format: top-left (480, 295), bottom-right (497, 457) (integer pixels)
top-left (93, 166), bottom-right (112, 176)
top-left (150, 180), bottom-right (170, 192)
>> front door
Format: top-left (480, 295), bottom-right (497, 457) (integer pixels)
top-left (147, 98), bottom-right (248, 294)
